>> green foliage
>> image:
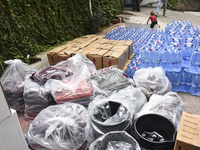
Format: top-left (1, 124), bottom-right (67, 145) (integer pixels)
top-left (0, 0), bottom-right (124, 67)
top-left (167, 0), bottom-right (179, 10)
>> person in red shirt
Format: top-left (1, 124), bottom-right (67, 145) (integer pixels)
top-left (147, 11), bottom-right (160, 29)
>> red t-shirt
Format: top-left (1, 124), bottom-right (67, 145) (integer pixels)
top-left (149, 15), bottom-right (157, 23)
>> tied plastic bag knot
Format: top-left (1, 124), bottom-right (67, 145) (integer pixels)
top-left (133, 67), bottom-right (172, 98)
top-left (44, 117), bottom-right (76, 140)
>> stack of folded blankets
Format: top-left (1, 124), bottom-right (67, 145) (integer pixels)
top-left (24, 65), bottom-right (72, 120)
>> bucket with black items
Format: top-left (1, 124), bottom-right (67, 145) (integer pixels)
top-left (90, 101), bottom-right (131, 139)
top-left (131, 114), bottom-right (176, 150)
top-left (89, 131), bottom-right (141, 150)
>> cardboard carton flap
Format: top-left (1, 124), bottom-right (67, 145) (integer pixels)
top-left (108, 40), bottom-right (118, 45)
top-left (116, 40), bottom-right (126, 44)
top-left (88, 49), bottom-right (101, 55)
top-left (87, 43), bottom-right (102, 48)
top-left (100, 44), bottom-right (114, 50)
top-left (81, 50), bottom-right (92, 55)
top-left (97, 50), bottom-right (109, 55)
top-left (58, 48), bottom-right (79, 55)
top-left (47, 42), bottom-right (69, 54)
top-left (104, 51), bottom-right (124, 58)
top-left (124, 40), bottom-right (133, 45)
top-left (88, 49), bottom-right (108, 56)
top-left (112, 45), bottom-right (129, 51)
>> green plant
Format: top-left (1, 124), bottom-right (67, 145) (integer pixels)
top-left (167, 0), bottom-right (179, 10)
top-left (0, 0), bottom-right (124, 71)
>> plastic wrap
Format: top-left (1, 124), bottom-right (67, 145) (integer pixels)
top-left (87, 86), bottom-right (147, 140)
top-left (89, 131), bottom-right (141, 150)
top-left (0, 59), bottom-right (35, 113)
top-left (89, 68), bottom-right (134, 95)
top-left (49, 78), bottom-right (93, 107)
top-left (30, 65), bottom-right (72, 85)
top-left (47, 54), bottom-right (96, 106)
top-left (133, 67), bottom-right (172, 98)
top-left (135, 92), bottom-right (185, 129)
top-left (64, 53), bottom-right (97, 79)
top-left (24, 78), bottom-right (55, 120)
top-left (27, 102), bottom-right (88, 150)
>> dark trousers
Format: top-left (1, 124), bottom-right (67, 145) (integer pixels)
top-left (132, 0), bottom-right (140, 11)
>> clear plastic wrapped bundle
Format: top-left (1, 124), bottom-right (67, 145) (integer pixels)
top-left (0, 59), bottom-right (35, 113)
top-left (135, 92), bottom-right (185, 129)
top-left (48, 54), bottom-right (97, 107)
top-left (87, 86), bottom-right (147, 140)
top-left (50, 78), bottom-right (94, 107)
top-left (23, 78), bottom-right (55, 120)
top-left (27, 102), bottom-right (88, 150)
top-left (64, 53), bottom-right (97, 79)
top-left (133, 67), bottom-right (172, 98)
top-left (89, 131), bottom-right (141, 150)
top-left (89, 68), bottom-right (134, 95)
top-left (30, 64), bottom-right (72, 85)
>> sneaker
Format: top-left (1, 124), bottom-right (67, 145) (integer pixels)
top-left (163, 14), bottom-right (167, 17)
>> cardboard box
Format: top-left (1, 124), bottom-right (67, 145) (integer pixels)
top-left (76, 37), bottom-right (98, 48)
top-left (103, 51), bottom-right (125, 69)
top-left (108, 40), bottom-right (118, 45)
top-left (0, 109), bottom-right (29, 150)
top-left (87, 49), bottom-right (109, 70)
top-left (100, 44), bottom-right (114, 50)
top-left (71, 37), bottom-right (86, 43)
top-left (115, 40), bottom-right (126, 44)
top-left (174, 111), bottom-right (200, 150)
top-left (46, 43), bottom-right (69, 65)
top-left (72, 49), bottom-right (86, 56)
top-left (57, 49), bottom-right (74, 62)
top-left (111, 45), bottom-right (129, 63)
top-left (57, 45), bottom-right (80, 61)
top-left (87, 43), bottom-right (102, 48)
top-left (81, 49), bottom-right (93, 56)
top-left (114, 40), bottom-right (133, 58)
top-left (96, 39), bottom-right (111, 44)
top-left (0, 84), bottom-right (11, 123)
top-left (124, 40), bottom-right (133, 58)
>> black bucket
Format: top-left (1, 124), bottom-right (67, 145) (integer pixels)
top-left (91, 101), bottom-right (131, 139)
top-left (131, 114), bottom-right (176, 150)
top-left (89, 131), bottom-right (141, 150)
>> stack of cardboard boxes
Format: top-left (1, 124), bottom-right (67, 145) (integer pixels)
top-left (47, 34), bottom-right (134, 71)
